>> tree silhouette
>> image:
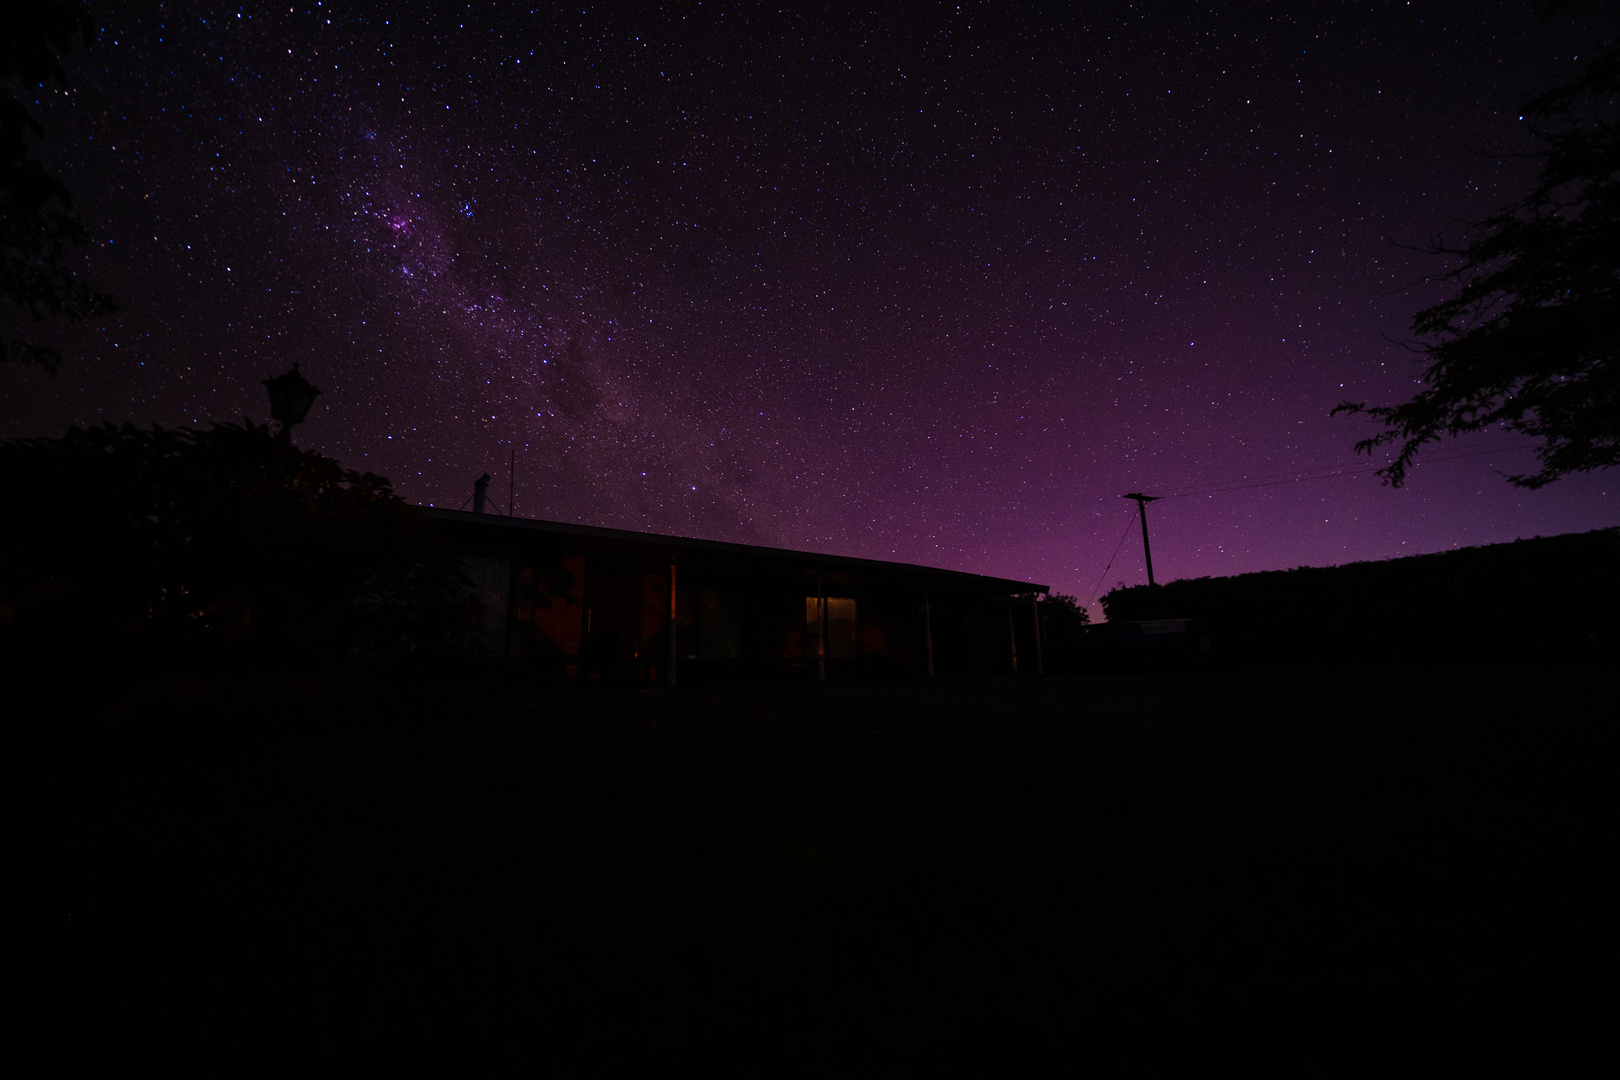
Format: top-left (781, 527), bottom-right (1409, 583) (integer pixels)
top-left (1032, 591), bottom-right (1089, 672)
top-left (0, 422), bottom-right (480, 660)
top-left (1039, 591), bottom-right (1090, 640)
top-left (1336, 16), bottom-right (1618, 488)
top-left (1, 0), bottom-right (116, 373)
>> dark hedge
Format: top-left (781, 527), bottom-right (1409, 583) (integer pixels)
top-left (1099, 528), bottom-right (1620, 666)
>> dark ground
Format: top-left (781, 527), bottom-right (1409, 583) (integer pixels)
top-left (22, 664), bottom-right (1612, 1068)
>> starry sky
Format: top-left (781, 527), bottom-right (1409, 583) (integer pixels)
top-left (3, 0), bottom-right (1616, 618)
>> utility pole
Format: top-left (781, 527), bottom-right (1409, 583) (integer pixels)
top-left (1122, 493), bottom-right (1161, 586)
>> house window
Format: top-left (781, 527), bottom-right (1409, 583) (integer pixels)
top-left (698, 589), bottom-right (739, 659)
top-left (805, 597), bottom-right (857, 659)
top-left (462, 556), bottom-right (510, 654)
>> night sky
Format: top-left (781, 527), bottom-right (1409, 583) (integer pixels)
top-left (4, 0), bottom-right (1616, 617)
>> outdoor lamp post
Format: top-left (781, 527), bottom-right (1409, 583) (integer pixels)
top-left (262, 364), bottom-right (322, 449)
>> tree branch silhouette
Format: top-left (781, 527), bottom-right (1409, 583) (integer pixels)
top-left (1336, 14), bottom-right (1618, 489)
top-left (1, 0), bottom-right (117, 374)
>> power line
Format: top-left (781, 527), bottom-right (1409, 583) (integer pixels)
top-left (1086, 505), bottom-right (1140, 608)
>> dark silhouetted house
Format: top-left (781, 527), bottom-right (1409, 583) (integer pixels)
top-left (426, 508), bottom-right (1047, 683)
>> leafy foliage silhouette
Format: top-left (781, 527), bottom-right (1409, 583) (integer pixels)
top-left (1032, 590), bottom-right (1090, 672)
top-left (1, 0), bottom-right (116, 372)
top-left (1335, 20), bottom-right (1619, 488)
top-left (1039, 591), bottom-right (1089, 638)
top-left (0, 422), bottom-right (480, 659)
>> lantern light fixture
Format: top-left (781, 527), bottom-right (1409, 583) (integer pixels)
top-left (263, 364), bottom-right (322, 431)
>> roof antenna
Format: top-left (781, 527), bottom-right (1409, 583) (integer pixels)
top-left (508, 448), bottom-right (515, 516)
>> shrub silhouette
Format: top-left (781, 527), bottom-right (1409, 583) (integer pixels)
top-left (1034, 591), bottom-right (1090, 671)
top-left (0, 421), bottom-right (479, 661)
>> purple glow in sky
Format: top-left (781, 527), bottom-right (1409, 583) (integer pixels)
top-left (3, 1), bottom-right (1615, 618)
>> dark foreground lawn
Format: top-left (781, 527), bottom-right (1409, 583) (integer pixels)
top-left (27, 665), bottom-right (1611, 1066)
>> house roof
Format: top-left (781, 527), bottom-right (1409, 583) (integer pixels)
top-left (422, 507), bottom-right (1047, 595)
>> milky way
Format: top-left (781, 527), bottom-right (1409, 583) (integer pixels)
top-left (3, 0), bottom-right (1616, 618)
